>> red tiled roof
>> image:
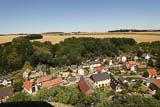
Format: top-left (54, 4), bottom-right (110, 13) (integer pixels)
top-left (138, 65), bottom-right (147, 69)
top-left (24, 80), bottom-right (32, 90)
top-left (97, 67), bottom-right (103, 72)
top-left (157, 75), bottom-right (160, 77)
top-left (78, 77), bottom-right (91, 94)
top-left (153, 79), bottom-right (160, 88)
top-left (25, 68), bottom-right (31, 73)
top-left (125, 64), bottom-right (131, 69)
top-left (42, 77), bottom-right (63, 88)
top-left (37, 75), bottom-right (52, 83)
top-left (106, 57), bottom-right (111, 62)
top-left (147, 68), bottom-right (157, 75)
top-left (129, 61), bottom-right (136, 65)
top-left (123, 62), bottom-right (128, 66)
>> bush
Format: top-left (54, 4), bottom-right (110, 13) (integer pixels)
top-left (6, 92), bottom-right (32, 102)
top-left (24, 34), bottom-right (43, 40)
top-left (13, 81), bottom-right (23, 92)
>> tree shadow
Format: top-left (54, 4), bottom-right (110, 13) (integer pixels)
top-left (0, 101), bottom-right (53, 107)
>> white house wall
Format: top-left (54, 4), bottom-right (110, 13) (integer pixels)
top-left (95, 79), bottom-right (111, 88)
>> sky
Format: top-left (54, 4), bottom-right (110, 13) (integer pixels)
top-left (0, 0), bottom-right (160, 34)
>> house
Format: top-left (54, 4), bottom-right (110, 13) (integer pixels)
top-left (120, 69), bottom-right (126, 73)
top-left (96, 66), bottom-right (103, 73)
top-left (128, 61), bottom-right (136, 65)
top-left (36, 64), bottom-right (47, 75)
top-left (117, 55), bottom-right (127, 62)
top-left (37, 75), bottom-right (52, 86)
top-left (118, 76), bottom-right (128, 83)
top-left (42, 77), bottom-right (63, 88)
top-left (131, 54), bottom-right (138, 61)
top-left (110, 77), bottom-right (122, 92)
top-left (102, 67), bottom-right (108, 72)
top-left (144, 79), bottom-right (153, 87)
top-left (142, 53), bottom-right (150, 60)
top-left (70, 65), bottom-right (78, 72)
top-left (29, 71), bottom-right (44, 79)
top-left (137, 64), bottom-right (147, 69)
top-left (147, 68), bottom-right (157, 78)
top-left (0, 87), bottom-right (13, 103)
top-left (23, 68), bottom-right (31, 78)
top-left (130, 65), bottom-right (136, 72)
top-left (123, 62), bottom-right (136, 72)
top-left (157, 75), bottom-right (160, 79)
top-left (24, 80), bottom-right (38, 94)
top-left (91, 72), bottom-right (110, 88)
top-left (78, 76), bottom-right (94, 94)
top-left (0, 75), bottom-right (12, 86)
top-left (66, 73), bottom-right (76, 83)
top-left (89, 61), bottom-right (101, 68)
top-left (150, 79), bottom-right (160, 90)
top-left (124, 63), bottom-right (131, 70)
top-left (82, 63), bottom-right (89, 68)
top-left (78, 67), bottom-right (84, 75)
top-left (61, 72), bottom-right (70, 79)
top-left (105, 57), bottom-right (113, 66)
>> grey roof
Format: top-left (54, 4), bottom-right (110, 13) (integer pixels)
top-left (118, 76), bottom-right (125, 82)
top-left (37, 64), bottom-right (47, 72)
top-left (142, 53), bottom-right (148, 58)
top-left (91, 72), bottom-right (110, 82)
top-left (0, 87), bottom-right (13, 98)
top-left (131, 54), bottom-right (137, 58)
top-left (0, 75), bottom-right (11, 81)
top-left (89, 61), bottom-right (101, 65)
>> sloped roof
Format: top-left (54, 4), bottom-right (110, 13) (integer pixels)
top-left (106, 57), bottom-right (111, 62)
top-left (42, 77), bottom-right (63, 88)
top-left (0, 75), bottom-right (11, 81)
top-left (125, 63), bottom-right (132, 69)
top-left (131, 54), bottom-right (137, 57)
top-left (118, 76), bottom-right (125, 82)
top-left (78, 76), bottom-right (93, 94)
top-left (37, 64), bottom-right (47, 72)
top-left (25, 68), bottom-right (31, 73)
top-left (24, 80), bottom-right (33, 90)
top-left (137, 65), bottom-right (147, 68)
top-left (97, 67), bottom-right (103, 72)
top-left (129, 61), bottom-right (136, 65)
top-left (37, 75), bottom-right (52, 83)
top-left (157, 75), bottom-right (160, 77)
top-left (0, 87), bottom-right (13, 98)
top-left (147, 68), bottom-right (157, 75)
top-left (142, 53), bottom-right (148, 58)
top-left (91, 72), bottom-right (110, 82)
top-left (152, 79), bottom-right (160, 88)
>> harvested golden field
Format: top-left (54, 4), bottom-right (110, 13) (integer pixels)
top-left (33, 33), bottom-right (160, 44)
top-left (0, 35), bottom-right (26, 44)
top-left (1, 32), bottom-right (160, 44)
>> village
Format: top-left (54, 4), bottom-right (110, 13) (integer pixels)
top-left (0, 53), bottom-right (160, 103)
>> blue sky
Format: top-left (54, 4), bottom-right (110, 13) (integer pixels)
top-left (0, 0), bottom-right (160, 34)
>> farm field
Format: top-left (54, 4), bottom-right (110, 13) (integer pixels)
top-left (1, 32), bottom-right (160, 44)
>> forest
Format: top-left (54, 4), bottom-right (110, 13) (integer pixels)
top-left (0, 35), bottom-right (160, 74)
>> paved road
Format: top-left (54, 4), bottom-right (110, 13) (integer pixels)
top-left (109, 64), bottom-right (123, 68)
top-left (114, 75), bottom-right (148, 80)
